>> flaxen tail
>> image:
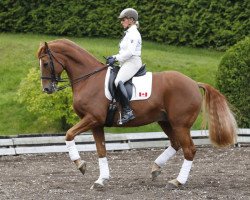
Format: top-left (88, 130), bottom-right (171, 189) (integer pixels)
top-left (198, 83), bottom-right (237, 147)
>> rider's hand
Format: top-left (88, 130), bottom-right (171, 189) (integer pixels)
top-left (106, 56), bottom-right (116, 66)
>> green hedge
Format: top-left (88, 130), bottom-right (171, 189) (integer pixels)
top-left (0, 0), bottom-right (249, 49)
top-left (217, 37), bottom-right (250, 127)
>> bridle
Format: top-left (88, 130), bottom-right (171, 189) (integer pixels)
top-left (39, 43), bottom-right (108, 91)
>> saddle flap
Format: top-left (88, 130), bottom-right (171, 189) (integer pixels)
top-left (108, 65), bottom-right (146, 99)
top-left (105, 66), bottom-right (152, 101)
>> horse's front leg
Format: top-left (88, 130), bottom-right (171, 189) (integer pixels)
top-left (90, 126), bottom-right (110, 190)
top-left (65, 115), bottom-right (97, 175)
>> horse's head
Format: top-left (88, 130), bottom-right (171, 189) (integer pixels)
top-left (37, 42), bottom-right (66, 94)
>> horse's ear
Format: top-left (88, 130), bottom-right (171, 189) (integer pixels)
top-left (37, 42), bottom-right (46, 58)
top-left (44, 42), bottom-right (48, 49)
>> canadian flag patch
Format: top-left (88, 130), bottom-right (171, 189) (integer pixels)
top-left (139, 92), bottom-right (148, 97)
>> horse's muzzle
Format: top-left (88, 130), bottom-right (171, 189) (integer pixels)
top-left (43, 87), bottom-right (54, 94)
top-left (43, 83), bottom-right (57, 94)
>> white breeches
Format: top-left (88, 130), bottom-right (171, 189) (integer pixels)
top-left (114, 56), bottom-right (142, 87)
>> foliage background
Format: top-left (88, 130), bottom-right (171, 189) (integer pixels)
top-left (0, 0), bottom-right (249, 50)
top-left (217, 37), bottom-right (250, 127)
top-left (0, 0), bottom-right (249, 134)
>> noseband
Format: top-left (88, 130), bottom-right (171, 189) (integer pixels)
top-left (39, 44), bottom-right (108, 91)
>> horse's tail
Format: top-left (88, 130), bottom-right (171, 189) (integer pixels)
top-left (198, 83), bottom-right (237, 147)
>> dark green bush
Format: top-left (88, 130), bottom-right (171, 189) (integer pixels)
top-left (217, 37), bottom-right (250, 127)
top-left (0, 0), bottom-right (249, 49)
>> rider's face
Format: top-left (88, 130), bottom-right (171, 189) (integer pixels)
top-left (121, 18), bottom-right (133, 29)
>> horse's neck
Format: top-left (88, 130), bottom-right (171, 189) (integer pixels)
top-left (63, 45), bottom-right (104, 81)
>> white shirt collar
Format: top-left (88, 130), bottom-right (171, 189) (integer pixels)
top-left (127, 24), bottom-right (137, 33)
top-left (124, 24), bottom-right (137, 34)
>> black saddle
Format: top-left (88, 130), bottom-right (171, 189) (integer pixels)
top-left (108, 64), bottom-right (147, 100)
top-left (105, 64), bottom-right (146, 127)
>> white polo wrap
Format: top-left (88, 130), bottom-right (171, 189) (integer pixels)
top-left (98, 157), bottom-right (110, 180)
top-left (154, 146), bottom-right (177, 167)
top-left (177, 159), bottom-right (193, 184)
top-left (65, 140), bottom-right (80, 161)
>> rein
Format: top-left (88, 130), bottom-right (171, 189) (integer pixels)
top-left (56, 66), bottom-right (108, 91)
top-left (39, 45), bottom-right (108, 91)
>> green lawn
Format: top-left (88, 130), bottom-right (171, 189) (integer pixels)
top-left (0, 33), bottom-right (224, 135)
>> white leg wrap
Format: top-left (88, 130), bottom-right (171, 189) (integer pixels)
top-left (177, 159), bottom-right (193, 184)
top-left (155, 146), bottom-right (177, 167)
top-left (97, 157), bottom-right (110, 182)
top-left (65, 140), bottom-right (80, 161)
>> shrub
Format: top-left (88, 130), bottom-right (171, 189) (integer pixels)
top-left (17, 68), bottom-right (79, 131)
top-left (217, 37), bottom-right (250, 127)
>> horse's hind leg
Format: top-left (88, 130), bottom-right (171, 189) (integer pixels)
top-left (90, 126), bottom-right (110, 190)
top-left (151, 121), bottom-right (181, 180)
top-left (167, 127), bottom-right (196, 188)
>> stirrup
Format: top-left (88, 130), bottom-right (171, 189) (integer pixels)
top-left (118, 110), bottom-right (135, 125)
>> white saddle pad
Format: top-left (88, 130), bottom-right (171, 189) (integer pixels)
top-left (105, 67), bottom-right (152, 101)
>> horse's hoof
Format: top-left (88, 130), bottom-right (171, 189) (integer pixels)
top-left (151, 170), bottom-right (161, 180)
top-left (77, 160), bottom-right (86, 175)
top-left (166, 179), bottom-right (182, 189)
top-left (90, 178), bottom-right (108, 191)
top-left (151, 163), bottom-right (161, 180)
top-left (90, 182), bottom-right (105, 191)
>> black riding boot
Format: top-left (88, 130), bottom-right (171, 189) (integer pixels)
top-left (117, 81), bottom-right (135, 125)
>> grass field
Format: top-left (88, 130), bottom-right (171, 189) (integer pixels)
top-left (0, 33), bottom-right (224, 135)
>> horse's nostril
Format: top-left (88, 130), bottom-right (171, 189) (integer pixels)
top-left (43, 88), bottom-right (50, 93)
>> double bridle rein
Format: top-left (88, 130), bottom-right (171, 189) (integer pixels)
top-left (39, 44), bottom-right (108, 91)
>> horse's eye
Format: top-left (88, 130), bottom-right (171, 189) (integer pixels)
top-left (43, 62), bottom-right (49, 68)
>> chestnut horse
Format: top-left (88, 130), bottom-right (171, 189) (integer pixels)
top-left (38, 39), bottom-right (237, 190)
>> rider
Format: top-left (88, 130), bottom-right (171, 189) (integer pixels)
top-left (106, 8), bottom-right (142, 125)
